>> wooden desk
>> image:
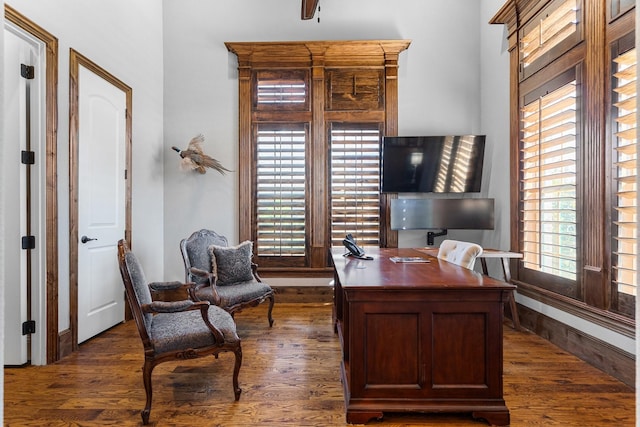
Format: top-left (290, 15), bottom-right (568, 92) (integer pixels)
top-left (418, 247), bottom-right (523, 331)
top-left (331, 247), bottom-right (514, 425)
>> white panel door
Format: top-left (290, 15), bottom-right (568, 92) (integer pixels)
top-left (77, 65), bottom-right (126, 343)
top-left (3, 25), bottom-right (30, 365)
top-left (2, 23), bottom-right (45, 365)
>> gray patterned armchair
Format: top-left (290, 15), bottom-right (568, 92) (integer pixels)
top-left (117, 239), bottom-right (242, 425)
top-left (180, 229), bottom-right (275, 326)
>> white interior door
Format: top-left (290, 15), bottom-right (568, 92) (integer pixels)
top-left (3, 24), bottom-right (44, 366)
top-left (77, 65), bottom-right (126, 343)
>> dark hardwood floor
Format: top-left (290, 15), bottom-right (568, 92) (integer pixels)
top-left (4, 302), bottom-right (635, 426)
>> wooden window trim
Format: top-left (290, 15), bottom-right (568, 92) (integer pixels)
top-left (226, 40), bottom-right (410, 273)
top-left (518, 66), bottom-right (581, 296)
top-left (491, 0), bottom-right (636, 324)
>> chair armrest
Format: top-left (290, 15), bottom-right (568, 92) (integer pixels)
top-left (148, 281), bottom-right (195, 302)
top-left (189, 267), bottom-right (215, 283)
top-left (188, 267), bottom-right (222, 305)
top-left (197, 304), bottom-right (225, 343)
top-left (148, 280), bottom-right (183, 291)
top-left (141, 299), bottom-right (209, 314)
top-left (251, 262), bottom-right (263, 282)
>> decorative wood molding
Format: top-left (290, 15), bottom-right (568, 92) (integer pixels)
top-left (517, 303), bottom-right (634, 388)
top-left (516, 281), bottom-right (635, 338)
top-left (301, 0), bottom-right (319, 20)
top-left (225, 40), bottom-right (412, 68)
top-left (226, 40), bottom-right (410, 269)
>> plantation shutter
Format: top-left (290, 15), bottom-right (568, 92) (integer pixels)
top-left (519, 0), bottom-right (580, 79)
top-left (330, 124), bottom-right (381, 247)
top-left (612, 47), bottom-right (637, 300)
top-left (520, 79), bottom-right (577, 280)
top-left (254, 70), bottom-right (309, 111)
top-left (255, 125), bottom-right (307, 257)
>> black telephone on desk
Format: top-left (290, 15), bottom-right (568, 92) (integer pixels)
top-left (342, 234), bottom-right (373, 260)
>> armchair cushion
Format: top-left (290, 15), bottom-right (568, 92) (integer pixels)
top-left (196, 279), bottom-right (274, 307)
top-left (150, 305), bottom-right (239, 354)
top-left (209, 241), bottom-right (255, 286)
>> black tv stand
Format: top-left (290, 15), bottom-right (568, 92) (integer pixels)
top-left (427, 229), bottom-right (448, 246)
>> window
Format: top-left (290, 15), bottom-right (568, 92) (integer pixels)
top-left (492, 0), bottom-right (636, 321)
top-left (611, 40), bottom-right (637, 317)
top-left (330, 124), bottom-right (382, 247)
top-left (255, 124), bottom-right (308, 259)
top-left (226, 40), bottom-right (410, 272)
top-left (520, 71), bottom-right (578, 294)
top-left (254, 70), bottom-right (309, 111)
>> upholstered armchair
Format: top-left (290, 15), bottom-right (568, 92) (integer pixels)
top-left (117, 239), bottom-right (242, 425)
top-left (180, 229), bottom-right (275, 326)
top-left (437, 239), bottom-right (483, 270)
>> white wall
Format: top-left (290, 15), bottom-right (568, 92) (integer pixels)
top-left (479, 0), bottom-right (511, 254)
top-left (162, 0), bottom-right (493, 280)
top-left (6, 0), bottom-right (166, 330)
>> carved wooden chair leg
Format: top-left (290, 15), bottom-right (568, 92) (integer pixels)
top-left (266, 293), bottom-right (275, 327)
top-left (141, 360), bottom-right (155, 425)
top-left (232, 346), bottom-right (243, 400)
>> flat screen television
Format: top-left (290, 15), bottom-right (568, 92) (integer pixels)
top-left (380, 135), bottom-right (486, 193)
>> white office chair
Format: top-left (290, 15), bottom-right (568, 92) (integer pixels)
top-left (437, 239), bottom-right (483, 270)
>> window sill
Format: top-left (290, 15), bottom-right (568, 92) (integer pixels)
top-left (258, 267), bottom-right (334, 278)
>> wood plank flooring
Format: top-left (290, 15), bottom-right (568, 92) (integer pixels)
top-left (4, 303), bottom-right (635, 426)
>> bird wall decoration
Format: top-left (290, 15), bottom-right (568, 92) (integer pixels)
top-left (171, 134), bottom-right (232, 175)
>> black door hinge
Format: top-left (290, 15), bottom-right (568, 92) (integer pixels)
top-left (22, 320), bottom-right (36, 335)
top-left (21, 150), bottom-right (35, 165)
top-left (22, 235), bottom-right (36, 250)
top-left (21, 64), bottom-right (35, 79)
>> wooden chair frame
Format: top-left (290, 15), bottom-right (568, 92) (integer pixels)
top-left (180, 229), bottom-right (275, 326)
top-left (117, 239), bottom-right (242, 424)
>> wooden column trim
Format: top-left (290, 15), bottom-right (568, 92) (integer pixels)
top-left (380, 48), bottom-right (405, 248)
top-left (309, 46), bottom-right (328, 267)
top-left (581, 0), bottom-right (607, 308)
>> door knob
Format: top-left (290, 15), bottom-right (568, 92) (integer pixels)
top-left (81, 235), bottom-right (97, 244)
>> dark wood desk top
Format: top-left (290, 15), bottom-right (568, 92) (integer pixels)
top-left (330, 247), bottom-right (515, 291)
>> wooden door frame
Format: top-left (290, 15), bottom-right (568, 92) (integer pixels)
top-left (5, 5), bottom-right (59, 364)
top-left (68, 49), bottom-right (132, 352)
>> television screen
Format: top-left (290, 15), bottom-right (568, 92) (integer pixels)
top-left (380, 135), bottom-right (486, 193)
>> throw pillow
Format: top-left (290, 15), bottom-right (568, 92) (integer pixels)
top-left (209, 241), bottom-right (254, 286)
